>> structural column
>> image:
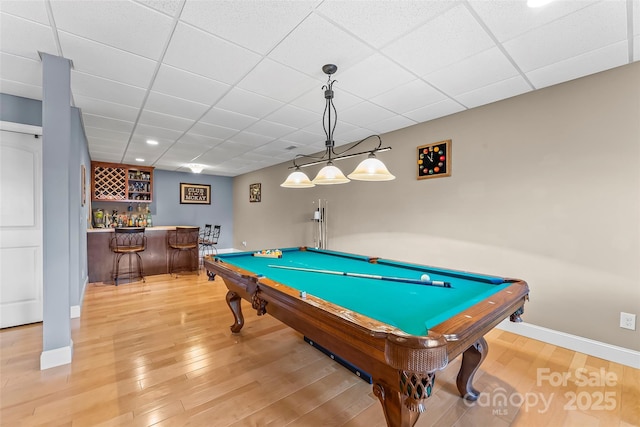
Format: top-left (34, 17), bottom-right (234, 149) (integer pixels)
top-left (40, 53), bottom-right (73, 369)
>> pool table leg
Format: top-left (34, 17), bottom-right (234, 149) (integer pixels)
top-left (456, 336), bottom-right (487, 401)
top-left (373, 382), bottom-right (420, 427)
top-left (226, 290), bottom-right (244, 333)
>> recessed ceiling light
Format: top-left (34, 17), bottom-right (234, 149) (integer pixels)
top-left (146, 139), bottom-right (158, 145)
top-left (135, 158), bottom-right (145, 162)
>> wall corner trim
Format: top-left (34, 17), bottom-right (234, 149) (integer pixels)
top-left (40, 340), bottom-right (74, 370)
top-left (497, 320), bottom-right (640, 369)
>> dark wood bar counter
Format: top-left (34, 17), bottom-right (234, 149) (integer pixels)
top-left (87, 226), bottom-right (193, 283)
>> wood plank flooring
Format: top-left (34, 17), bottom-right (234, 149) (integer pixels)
top-left (1, 273), bottom-right (638, 426)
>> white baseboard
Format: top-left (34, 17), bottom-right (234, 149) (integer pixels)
top-left (70, 277), bottom-right (89, 319)
top-left (70, 305), bottom-right (81, 318)
top-left (40, 339), bottom-right (73, 370)
top-left (497, 320), bottom-right (640, 369)
top-left (217, 248), bottom-right (237, 254)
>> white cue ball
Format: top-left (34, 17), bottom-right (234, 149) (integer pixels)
top-left (420, 274), bottom-right (431, 282)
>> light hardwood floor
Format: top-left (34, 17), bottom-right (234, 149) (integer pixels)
top-left (1, 273), bottom-right (638, 427)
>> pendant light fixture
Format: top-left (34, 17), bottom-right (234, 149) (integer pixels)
top-left (281, 64), bottom-right (395, 188)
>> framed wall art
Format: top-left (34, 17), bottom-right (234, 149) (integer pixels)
top-left (250, 183), bottom-right (261, 203)
top-left (180, 183), bottom-right (211, 204)
top-left (417, 139), bottom-right (451, 180)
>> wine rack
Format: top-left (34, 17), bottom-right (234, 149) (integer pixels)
top-left (91, 161), bottom-right (154, 202)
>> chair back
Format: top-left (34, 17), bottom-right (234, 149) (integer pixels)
top-left (211, 225), bottom-right (221, 244)
top-left (111, 227), bottom-right (146, 251)
top-left (169, 226), bottom-right (199, 248)
top-left (201, 224), bottom-right (212, 239)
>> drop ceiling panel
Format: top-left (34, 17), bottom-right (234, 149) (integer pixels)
top-left (135, 0), bottom-right (183, 17)
top-left (134, 123), bottom-right (184, 141)
top-left (526, 41), bottom-right (629, 89)
top-left (227, 131), bottom-right (273, 147)
top-left (0, 1), bottom-right (50, 25)
top-left (468, 0), bottom-right (599, 42)
top-left (339, 101), bottom-right (396, 128)
top-left (216, 87), bottom-right (284, 118)
top-left (425, 47), bottom-right (520, 96)
top-left (161, 140), bottom-right (210, 158)
top-left (74, 95), bottom-right (140, 122)
top-left (268, 13), bottom-right (374, 76)
top-left (503, 1), bottom-right (628, 73)
top-left (82, 114), bottom-right (134, 134)
top-left (180, 0), bottom-right (317, 54)
top-left (189, 121), bottom-right (238, 140)
top-left (265, 105), bottom-right (320, 129)
top-left (317, 0), bottom-right (455, 49)
top-left (138, 110), bottom-right (194, 133)
top-left (179, 132), bottom-right (224, 149)
top-left (145, 91), bottom-right (210, 120)
top-left (0, 12), bottom-right (58, 61)
top-left (152, 64), bottom-right (230, 106)
top-left (383, 4), bottom-right (495, 76)
top-left (252, 139), bottom-right (306, 157)
top-left (162, 22), bottom-right (262, 84)
top-left (0, 52), bottom-right (42, 87)
top-left (0, 79), bottom-right (41, 99)
top-left (237, 59), bottom-right (320, 103)
top-left (370, 79), bottom-right (446, 114)
top-left (71, 71), bottom-right (146, 107)
top-left (58, 32), bottom-right (157, 87)
top-left (199, 107), bottom-right (257, 130)
top-left (455, 76), bottom-right (531, 109)
top-left (88, 136), bottom-right (127, 153)
top-left (404, 99), bottom-right (465, 123)
top-left (337, 54), bottom-right (416, 99)
top-left (280, 129), bottom-right (324, 146)
top-left (365, 115), bottom-right (417, 135)
top-left (243, 120), bottom-right (296, 139)
top-left (50, 0), bottom-right (173, 59)
top-left (84, 126), bottom-right (131, 143)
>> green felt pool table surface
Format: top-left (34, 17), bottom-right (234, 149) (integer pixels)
top-left (215, 247), bottom-right (512, 336)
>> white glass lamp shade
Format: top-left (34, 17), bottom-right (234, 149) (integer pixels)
top-left (347, 156), bottom-right (395, 181)
top-left (312, 164), bottom-right (350, 185)
top-left (280, 170), bottom-right (315, 188)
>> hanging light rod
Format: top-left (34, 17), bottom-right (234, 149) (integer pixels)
top-left (281, 64), bottom-right (395, 188)
top-left (288, 143), bottom-right (392, 169)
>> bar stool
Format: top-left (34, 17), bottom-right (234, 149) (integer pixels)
top-left (199, 224), bottom-right (221, 264)
top-left (110, 227), bottom-right (146, 285)
top-left (168, 226), bottom-right (200, 276)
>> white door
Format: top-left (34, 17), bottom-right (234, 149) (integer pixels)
top-left (0, 126), bottom-right (43, 328)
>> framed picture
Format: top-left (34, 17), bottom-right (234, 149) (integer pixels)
top-left (81, 164), bottom-right (86, 206)
top-left (180, 183), bottom-right (211, 204)
top-left (249, 183), bottom-right (261, 203)
top-left (417, 139), bottom-right (451, 180)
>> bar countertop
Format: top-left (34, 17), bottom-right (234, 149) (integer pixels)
top-left (87, 226), bottom-right (194, 233)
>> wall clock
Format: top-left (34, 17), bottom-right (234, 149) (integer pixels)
top-left (417, 139), bottom-right (451, 180)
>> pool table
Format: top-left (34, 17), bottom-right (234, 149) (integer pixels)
top-left (203, 247), bottom-right (528, 427)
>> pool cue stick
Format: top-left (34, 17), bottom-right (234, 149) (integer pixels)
top-left (267, 265), bottom-right (451, 288)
